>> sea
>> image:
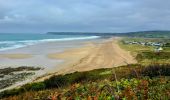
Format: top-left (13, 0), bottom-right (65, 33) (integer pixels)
top-left (0, 33), bottom-right (100, 51)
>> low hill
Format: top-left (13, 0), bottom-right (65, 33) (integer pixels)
top-left (47, 30), bottom-right (170, 38)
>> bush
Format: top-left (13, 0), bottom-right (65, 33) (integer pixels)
top-left (44, 75), bottom-right (68, 88)
top-left (141, 64), bottom-right (170, 77)
top-left (130, 64), bottom-right (170, 78)
top-left (69, 72), bottom-right (89, 83)
top-left (136, 52), bottom-right (170, 61)
top-left (22, 82), bottom-right (46, 91)
top-left (163, 43), bottom-right (170, 47)
top-left (0, 88), bottom-right (22, 98)
top-left (29, 83), bottom-right (46, 91)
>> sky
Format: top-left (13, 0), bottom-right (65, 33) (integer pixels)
top-left (0, 0), bottom-right (170, 33)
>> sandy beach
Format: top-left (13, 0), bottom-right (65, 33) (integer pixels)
top-left (0, 37), bottom-right (136, 90)
top-left (0, 39), bottom-right (91, 70)
top-left (47, 37), bottom-right (136, 75)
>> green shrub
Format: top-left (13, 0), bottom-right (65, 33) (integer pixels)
top-left (44, 75), bottom-right (68, 88)
top-left (130, 64), bottom-right (170, 78)
top-left (141, 64), bottom-right (170, 77)
top-left (0, 88), bottom-right (22, 98)
top-left (136, 52), bottom-right (170, 61)
top-left (30, 82), bottom-right (46, 91)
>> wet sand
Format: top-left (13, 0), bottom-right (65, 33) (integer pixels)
top-left (0, 39), bottom-right (95, 70)
top-left (0, 54), bottom-right (32, 59)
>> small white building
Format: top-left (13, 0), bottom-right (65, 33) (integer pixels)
top-left (155, 47), bottom-right (163, 52)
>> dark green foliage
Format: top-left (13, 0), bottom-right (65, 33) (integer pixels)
top-left (44, 75), bottom-right (68, 88)
top-left (44, 68), bottom-right (113, 89)
top-left (31, 83), bottom-right (46, 91)
top-left (136, 52), bottom-right (170, 61)
top-left (67, 69), bottom-right (111, 83)
top-left (24, 82), bottom-right (46, 91)
top-left (164, 43), bottom-right (170, 47)
top-left (141, 64), bottom-right (170, 77)
top-left (129, 64), bottom-right (170, 78)
top-left (68, 72), bottom-right (89, 84)
top-left (0, 89), bottom-right (22, 98)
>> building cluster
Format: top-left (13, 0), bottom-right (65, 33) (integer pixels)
top-left (123, 40), bottom-right (167, 52)
top-left (123, 41), bottom-right (164, 47)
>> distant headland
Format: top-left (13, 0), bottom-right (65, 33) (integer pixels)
top-left (47, 30), bottom-right (170, 38)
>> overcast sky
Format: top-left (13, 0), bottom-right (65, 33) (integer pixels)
top-left (0, 0), bottom-right (170, 33)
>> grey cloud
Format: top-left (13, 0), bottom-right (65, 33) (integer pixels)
top-left (0, 0), bottom-right (170, 33)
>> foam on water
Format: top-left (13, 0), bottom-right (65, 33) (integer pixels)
top-left (0, 36), bottom-right (100, 51)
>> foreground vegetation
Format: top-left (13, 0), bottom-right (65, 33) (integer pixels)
top-left (0, 64), bottom-right (170, 100)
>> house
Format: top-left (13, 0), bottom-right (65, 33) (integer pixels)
top-left (140, 42), bottom-right (146, 46)
top-left (155, 47), bottom-right (163, 52)
top-left (158, 47), bottom-right (163, 51)
top-left (153, 43), bottom-right (161, 46)
top-left (123, 40), bottom-right (165, 48)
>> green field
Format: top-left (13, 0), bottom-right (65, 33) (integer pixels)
top-left (119, 38), bottom-right (170, 65)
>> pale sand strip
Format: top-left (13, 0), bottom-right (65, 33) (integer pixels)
top-left (0, 54), bottom-right (32, 59)
top-left (47, 38), bottom-right (137, 75)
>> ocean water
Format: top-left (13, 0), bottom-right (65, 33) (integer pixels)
top-left (0, 33), bottom-right (99, 51)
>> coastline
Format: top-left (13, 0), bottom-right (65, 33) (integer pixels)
top-left (35, 37), bottom-right (137, 81)
top-left (0, 37), bottom-right (104, 91)
top-left (49, 37), bottom-right (136, 74)
top-left (0, 37), bottom-right (136, 91)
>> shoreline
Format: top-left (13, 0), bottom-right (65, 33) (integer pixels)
top-left (0, 37), bottom-right (136, 91)
top-left (0, 37), bottom-right (105, 91)
top-left (35, 37), bottom-right (137, 81)
top-left (49, 37), bottom-right (136, 74)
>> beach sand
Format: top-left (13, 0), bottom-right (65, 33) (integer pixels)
top-left (47, 37), bottom-right (136, 75)
top-left (0, 54), bottom-right (32, 59)
top-left (0, 40), bottom-right (88, 69)
top-left (0, 37), bottom-right (136, 87)
top-left (0, 39), bottom-right (95, 91)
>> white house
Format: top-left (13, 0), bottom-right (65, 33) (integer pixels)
top-left (155, 47), bottom-right (163, 52)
